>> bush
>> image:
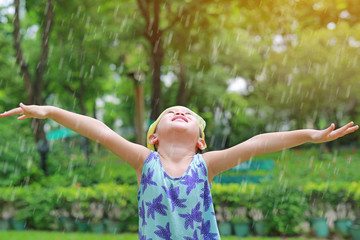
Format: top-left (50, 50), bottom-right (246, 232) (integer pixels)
top-left (211, 181), bottom-right (360, 236)
top-left (1, 181), bottom-right (360, 234)
top-left (0, 118), bottom-right (43, 187)
top-left (40, 142), bottom-right (137, 188)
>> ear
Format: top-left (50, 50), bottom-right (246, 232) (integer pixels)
top-left (196, 138), bottom-right (206, 151)
top-left (148, 134), bottom-right (159, 145)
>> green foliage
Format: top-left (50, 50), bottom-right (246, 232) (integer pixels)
top-left (0, 118), bottom-right (43, 187)
top-left (39, 142), bottom-right (137, 187)
top-left (1, 181), bottom-right (360, 234)
top-left (269, 149), bottom-right (360, 184)
top-left (259, 186), bottom-right (309, 235)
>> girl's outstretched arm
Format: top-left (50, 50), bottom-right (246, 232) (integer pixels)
top-left (203, 122), bottom-right (358, 183)
top-left (1, 103), bottom-right (150, 173)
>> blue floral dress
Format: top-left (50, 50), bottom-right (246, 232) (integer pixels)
top-left (137, 151), bottom-right (221, 240)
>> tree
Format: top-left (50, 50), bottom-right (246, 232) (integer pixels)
top-left (136, 0), bottom-right (233, 120)
top-left (45, 0), bottom-right (116, 158)
top-left (12, 0), bottom-right (54, 175)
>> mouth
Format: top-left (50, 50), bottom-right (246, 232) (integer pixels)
top-left (172, 116), bottom-right (188, 122)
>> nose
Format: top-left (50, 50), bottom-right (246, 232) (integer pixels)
top-left (175, 111), bottom-right (185, 116)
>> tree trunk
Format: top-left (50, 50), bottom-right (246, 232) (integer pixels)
top-left (13, 0), bottom-right (54, 175)
top-left (134, 81), bottom-right (145, 145)
top-left (148, 0), bottom-right (163, 120)
top-left (127, 73), bottom-right (145, 145)
top-left (137, 0), bottom-right (181, 121)
top-left (150, 36), bottom-right (164, 120)
top-left (176, 55), bottom-right (188, 106)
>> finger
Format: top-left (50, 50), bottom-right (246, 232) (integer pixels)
top-left (331, 122), bottom-right (355, 135)
top-left (330, 122), bottom-right (357, 139)
top-left (324, 123), bottom-right (335, 134)
top-left (19, 102), bottom-right (27, 109)
top-left (340, 121), bottom-right (354, 130)
top-left (17, 115), bottom-right (30, 120)
top-left (0, 107), bottom-right (24, 117)
top-left (341, 125), bottom-right (359, 136)
top-left (19, 102), bottom-right (30, 112)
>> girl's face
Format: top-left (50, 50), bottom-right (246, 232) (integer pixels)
top-left (151, 107), bottom-right (205, 150)
top-left (156, 107), bottom-right (200, 134)
top-left (147, 106), bottom-right (207, 151)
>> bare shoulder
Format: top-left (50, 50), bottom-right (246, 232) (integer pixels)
top-left (202, 146), bottom-right (250, 182)
top-left (126, 142), bottom-right (151, 174)
top-left (202, 150), bottom-right (223, 163)
top-left (202, 150), bottom-right (228, 170)
top-left (201, 150), bottom-right (226, 182)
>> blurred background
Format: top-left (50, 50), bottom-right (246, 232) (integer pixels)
top-left (0, 0), bottom-right (360, 238)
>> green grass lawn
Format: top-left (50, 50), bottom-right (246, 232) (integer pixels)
top-left (0, 231), bottom-right (319, 240)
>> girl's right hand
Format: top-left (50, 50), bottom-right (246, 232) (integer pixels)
top-left (1, 103), bottom-right (50, 120)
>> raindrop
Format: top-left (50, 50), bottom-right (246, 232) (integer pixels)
top-left (322, 78), bottom-right (328, 90)
top-left (235, 32), bottom-right (240, 42)
top-left (166, 31), bottom-right (173, 46)
top-left (187, 42), bottom-right (192, 51)
top-left (185, 15), bottom-right (191, 27)
top-left (102, 193), bottom-right (107, 202)
top-left (86, 16), bottom-right (91, 28)
top-left (113, 33), bottom-right (119, 46)
top-left (76, 6), bottom-right (82, 18)
top-left (72, 174), bottom-right (78, 186)
top-left (194, 10), bottom-right (199, 23)
top-left (286, 74), bottom-right (293, 86)
top-left (220, 16), bottom-right (225, 28)
top-left (67, 28), bottom-right (73, 41)
top-left (66, 70), bottom-right (72, 82)
top-left (196, 26), bottom-right (200, 34)
top-left (328, 37), bottom-right (337, 46)
top-left (113, 5), bottom-right (119, 18)
top-left (177, 6), bottom-right (183, 17)
top-left (309, 89), bottom-right (314, 99)
top-left (345, 85), bottom-right (351, 98)
top-left (101, 166), bottom-right (106, 179)
top-left (3, 161), bottom-right (8, 173)
top-left (196, 57), bottom-right (201, 69)
top-left (90, 65), bottom-right (95, 78)
top-left (280, 91), bottom-right (286, 104)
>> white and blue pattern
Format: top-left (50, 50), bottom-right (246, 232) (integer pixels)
top-left (138, 151), bottom-right (220, 240)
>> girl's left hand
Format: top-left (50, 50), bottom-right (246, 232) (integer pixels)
top-left (311, 122), bottom-right (358, 144)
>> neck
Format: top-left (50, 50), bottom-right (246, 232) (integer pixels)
top-left (157, 135), bottom-right (198, 163)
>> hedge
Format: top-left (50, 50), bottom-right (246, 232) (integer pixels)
top-left (0, 182), bottom-right (359, 235)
